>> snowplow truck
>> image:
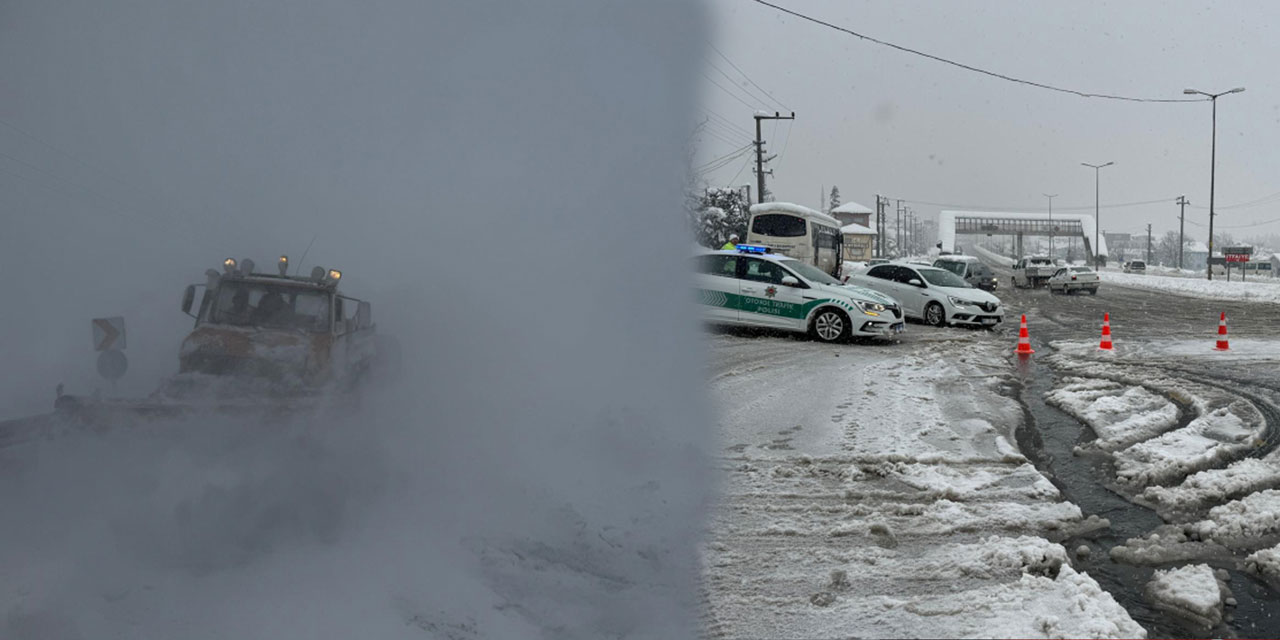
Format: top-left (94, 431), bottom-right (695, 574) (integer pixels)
top-left (177, 256), bottom-right (378, 387)
top-left (1, 255), bottom-right (385, 449)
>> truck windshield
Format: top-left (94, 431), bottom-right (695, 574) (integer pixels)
top-left (208, 282), bottom-right (332, 332)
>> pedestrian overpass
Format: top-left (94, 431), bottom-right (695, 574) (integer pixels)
top-left (937, 211), bottom-right (1108, 261)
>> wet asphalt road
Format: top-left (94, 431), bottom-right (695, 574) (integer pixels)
top-left (985, 265), bottom-right (1280, 343)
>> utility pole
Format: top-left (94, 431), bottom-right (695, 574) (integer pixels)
top-left (1043, 193), bottom-right (1057, 259)
top-left (896, 200), bottom-right (904, 257)
top-left (1146, 223), bottom-right (1153, 264)
top-left (1176, 196), bottom-right (1188, 270)
top-left (753, 111), bottom-right (795, 204)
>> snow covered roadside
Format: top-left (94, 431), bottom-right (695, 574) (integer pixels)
top-left (971, 244), bottom-right (1016, 268)
top-left (702, 335), bottom-right (1143, 639)
top-left (1101, 271), bottom-right (1280, 304)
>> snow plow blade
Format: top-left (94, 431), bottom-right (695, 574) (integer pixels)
top-left (0, 395), bottom-right (316, 450)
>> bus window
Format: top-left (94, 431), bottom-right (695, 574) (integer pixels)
top-left (751, 214), bottom-right (806, 237)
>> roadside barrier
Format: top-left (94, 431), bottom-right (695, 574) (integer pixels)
top-left (1014, 315), bottom-right (1035, 355)
top-left (1215, 312), bottom-right (1230, 351)
top-left (1099, 312), bottom-right (1114, 350)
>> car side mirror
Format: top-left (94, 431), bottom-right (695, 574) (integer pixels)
top-left (181, 285), bottom-right (197, 316)
top-left (780, 275), bottom-right (799, 287)
top-left (908, 279), bottom-right (924, 287)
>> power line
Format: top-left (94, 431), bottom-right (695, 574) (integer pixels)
top-left (700, 71), bottom-right (763, 111)
top-left (706, 42), bottom-right (790, 111)
top-left (704, 57), bottom-right (783, 112)
top-left (701, 109), bottom-right (754, 138)
top-left (696, 142), bottom-right (754, 172)
top-left (749, 0), bottom-right (1206, 104)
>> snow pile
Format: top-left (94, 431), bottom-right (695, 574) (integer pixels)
top-left (1102, 271), bottom-right (1280, 303)
top-left (1141, 457), bottom-right (1280, 516)
top-left (1146, 564), bottom-right (1224, 628)
top-left (1112, 402), bottom-right (1262, 486)
top-left (1045, 378), bottom-right (1179, 450)
top-left (1245, 542), bottom-right (1280, 583)
top-left (1191, 489), bottom-right (1280, 543)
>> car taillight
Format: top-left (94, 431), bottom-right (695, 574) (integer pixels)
top-left (1071, 275), bottom-right (1077, 280)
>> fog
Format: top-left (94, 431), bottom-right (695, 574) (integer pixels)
top-left (0, 1), bottom-right (710, 637)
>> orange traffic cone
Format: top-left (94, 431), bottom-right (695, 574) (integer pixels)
top-left (1215, 312), bottom-right (1230, 351)
top-left (1014, 315), bottom-right (1035, 355)
top-left (1099, 312), bottom-right (1114, 350)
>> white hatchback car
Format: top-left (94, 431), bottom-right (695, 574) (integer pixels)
top-left (694, 247), bottom-right (905, 342)
top-left (848, 263), bottom-right (1004, 328)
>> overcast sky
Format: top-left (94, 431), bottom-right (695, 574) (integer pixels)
top-left (694, 0), bottom-right (1280, 242)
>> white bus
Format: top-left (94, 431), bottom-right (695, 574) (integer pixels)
top-left (745, 202), bottom-right (844, 277)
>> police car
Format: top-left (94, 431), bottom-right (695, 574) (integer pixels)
top-left (694, 245), bottom-right (905, 342)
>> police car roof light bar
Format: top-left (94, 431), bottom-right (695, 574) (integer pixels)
top-left (736, 244), bottom-right (771, 254)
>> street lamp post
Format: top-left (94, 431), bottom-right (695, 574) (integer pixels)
top-left (1184, 87), bottom-right (1245, 281)
top-left (1081, 162), bottom-right (1114, 268)
top-left (1043, 193), bottom-right (1057, 259)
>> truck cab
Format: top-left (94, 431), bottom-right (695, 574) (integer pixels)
top-left (179, 256), bottom-right (376, 388)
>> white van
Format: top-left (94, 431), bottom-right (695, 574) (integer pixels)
top-left (745, 202), bottom-right (843, 277)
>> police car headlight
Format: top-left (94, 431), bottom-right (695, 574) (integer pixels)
top-left (855, 300), bottom-right (886, 316)
top-left (948, 296), bottom-right (979, 307)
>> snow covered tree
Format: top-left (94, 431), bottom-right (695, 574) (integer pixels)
top-left (828, 186), bottom-right (841, 214)
top-left (688, 187), bottom-right (751, 248)
top-left (1154, 231), bottom-right (1180, 266)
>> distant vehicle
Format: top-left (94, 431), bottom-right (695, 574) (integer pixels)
top-left (848, 263), bottom-right (1004, 328)
top-left (933, 255), bottom-right (998, 291)
top-left (745, 202), bottom-right (844, 278)
top-left (693, 245), bottom-right (904, 343)
top-left (868, 258), bottom-right (890, 266)
top-left (1123, 260), bottom-right (1147, 274)
top-left (1047, 266), bottom-right (1100, 295)
top-left (1012, 255), bottom-right (1056, 288)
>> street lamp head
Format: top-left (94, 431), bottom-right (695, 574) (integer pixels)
top-left (1230, 87), bottom-right (1246, 94)
top-left (1102, 161), bottom-right (1115, 168)
top-left (1184, 88), bottom-right (1200, 95)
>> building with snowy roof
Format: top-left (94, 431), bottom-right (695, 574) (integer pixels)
top-left (830, 201), bottom-right (873, 229)
top-left (839, 221), bottom-right (877, 261)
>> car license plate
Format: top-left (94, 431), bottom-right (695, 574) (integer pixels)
top-left (891, 322), bottom-right (905, 333)
top-left (981, 318), bottom-right (997, 325)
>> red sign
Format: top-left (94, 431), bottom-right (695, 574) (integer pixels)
top-left (1225, 254), bottom-right (1250, 263)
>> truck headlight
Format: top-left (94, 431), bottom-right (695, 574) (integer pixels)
top-left (855, 300), bottom-right (886, 316)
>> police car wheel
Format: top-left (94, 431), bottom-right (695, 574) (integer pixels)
top-left (925, 302), bottom-right (946, 327)
top-left (810, 309), bottom-right (850, 343)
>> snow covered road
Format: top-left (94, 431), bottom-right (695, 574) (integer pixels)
top-left (700, 330), bottom-right (1143, 638)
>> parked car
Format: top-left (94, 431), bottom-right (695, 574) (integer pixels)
top-left (693, 246), bottom-right (905, 343)
top-left (1047, 266), bottom-right (1100, 295)
top-left (1011, 255), bottom-right (1055, 288)
top-left (848, 263), bottom-right (1004, 328)
top-left (1123, 260), bottom-right (1146, 274)
top-left (933, 255), bottom-right (998, 291)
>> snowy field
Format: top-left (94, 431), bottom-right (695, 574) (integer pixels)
top-left (1100, 271), bottom-right (1280, 304)
top-left (701, 333), bottom-right (1143, 639)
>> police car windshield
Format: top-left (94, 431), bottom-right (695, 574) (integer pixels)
top-left (919, 267), bottom-right (971, 288)
top-left (781, 259), bottom-right (839, 285)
